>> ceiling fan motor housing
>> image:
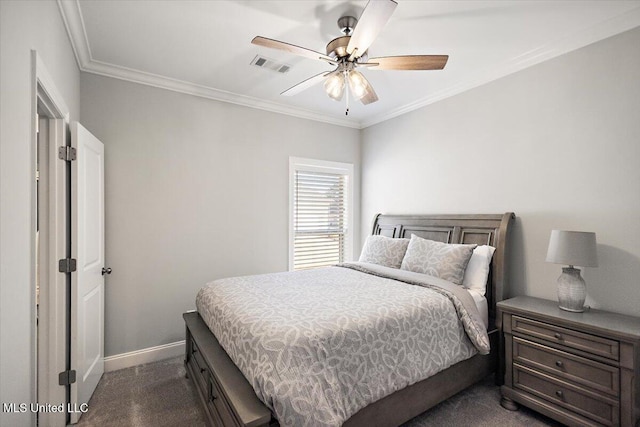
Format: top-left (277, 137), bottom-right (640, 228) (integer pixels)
top-left (326, 36), bottom-right (350, 59)
top-left (329, 16), bottom-right (368, 62)
top-left (326, 36), bottom-right (368, 62)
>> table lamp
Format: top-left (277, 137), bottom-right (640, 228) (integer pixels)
top-left (545, 230), bottom-right (598, 312)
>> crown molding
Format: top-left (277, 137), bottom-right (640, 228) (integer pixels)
top-left (361, 6), bottom-right (640, 128)
top-left (56, 0), bottom-right (361, 129)
top-left (59, 1), bottom-right (640, 130)
top-left (83, 59), bottom-right (361, 128)
top-left (57, 0), bottom-right (92, 68)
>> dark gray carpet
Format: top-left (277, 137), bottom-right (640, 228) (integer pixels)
top-left (76, 357), bottom-right (204, 427)
top-left (77, 357), bottom-right (560, 427)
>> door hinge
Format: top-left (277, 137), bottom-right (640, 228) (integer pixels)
top-left (58, 146), bottom-right (77, 161)
top-left (58, 258), bottom-right (77, 273)
top-left (58, 370), bottom-right (76, 386)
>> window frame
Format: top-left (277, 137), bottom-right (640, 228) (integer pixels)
top-left (288, 157), bottom-right (354, 271)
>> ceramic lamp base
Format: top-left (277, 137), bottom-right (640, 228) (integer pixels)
top-left (557, 267), bottom-right (586, 312)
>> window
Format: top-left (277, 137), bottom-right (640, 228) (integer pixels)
top-left (289, 157), bottom-right (353, 271)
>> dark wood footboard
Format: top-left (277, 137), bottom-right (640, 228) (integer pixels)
top-left (184, 311), bottom-right (273, 427)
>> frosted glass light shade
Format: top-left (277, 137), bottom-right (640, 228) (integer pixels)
top-left (324, 73), bottom-right (345, 101)
top-left (347, 70), bottom-right (368, 99)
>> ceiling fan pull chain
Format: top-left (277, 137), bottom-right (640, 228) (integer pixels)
top-left (345, 71), bottom-right (350, 116)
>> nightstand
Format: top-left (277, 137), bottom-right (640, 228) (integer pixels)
top-left (498, 296), bottom-right (640, 427)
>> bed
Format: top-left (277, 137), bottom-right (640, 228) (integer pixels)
top-left (184, 213), bottom-right (515, 427)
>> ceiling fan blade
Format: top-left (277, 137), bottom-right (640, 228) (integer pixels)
top-left (281, 71), bottom-right (331, 96)
top-left (346, 0), bottom-right (398, 59)
top-left (252, 36), bottom-right (335, 63)
top-left (368, 55), bottom-right (449, 70)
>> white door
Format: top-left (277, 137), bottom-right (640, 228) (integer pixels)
top-left (69, 122), bottom-right (105, 423)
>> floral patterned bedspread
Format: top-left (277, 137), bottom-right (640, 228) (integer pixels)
top-left (196, 262), bottom-right (490, 427)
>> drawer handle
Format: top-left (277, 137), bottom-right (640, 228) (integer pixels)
top-left (555, 390), bottom-right (564, 398)
top-left (555, 360), bottom-right (564, 368)
top-left (208, 389), bottom-right (217, 401)
top-left (209, 382), bottom-right (218, 401)
top-left (554, 332), bottom-right (563, 340)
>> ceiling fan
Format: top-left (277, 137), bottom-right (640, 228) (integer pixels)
top-left (251, 0), bottom-right (448, 115)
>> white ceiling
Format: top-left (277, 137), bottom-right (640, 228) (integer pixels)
top-left (59, 0), bottom-right (640, 128)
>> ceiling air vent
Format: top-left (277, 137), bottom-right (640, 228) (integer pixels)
top-left (250, 55), bottom-right (291, 74)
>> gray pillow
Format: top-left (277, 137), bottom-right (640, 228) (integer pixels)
top-left (359, 235), bottom-right (410, 269)
top-left (400, 234), bottom-right (477, 285)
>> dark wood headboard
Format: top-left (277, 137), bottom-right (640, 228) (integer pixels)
top-left (371, 213), bottom-right (515, 330)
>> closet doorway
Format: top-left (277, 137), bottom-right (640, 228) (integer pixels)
top-left (33, 51), bottom-right (106, 426)
top-left (35, 80), bottom-right (69, 427)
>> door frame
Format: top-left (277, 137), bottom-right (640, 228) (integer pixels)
top-left (32, 50), bottom-right (70, 427)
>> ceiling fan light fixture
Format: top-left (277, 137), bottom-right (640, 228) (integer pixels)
top-left (252, 0), bottom-right (448, 113)
top-left (324, 72), bottom-right (345, 101)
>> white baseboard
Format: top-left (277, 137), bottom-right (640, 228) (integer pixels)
top-left (104, 340), bottom-right (185, 372)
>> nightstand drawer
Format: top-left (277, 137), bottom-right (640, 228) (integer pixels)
top-left (514, 364), bottom-right (619, 426)
top-left (512, 316), bottom-right (619, 360)
top-left (513, 337), bottom-right (619, 396)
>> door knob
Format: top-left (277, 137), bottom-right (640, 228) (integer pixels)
top-left (101, 267), bottom-right (112, 275)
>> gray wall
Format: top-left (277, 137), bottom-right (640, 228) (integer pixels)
top-left (361, 27), bottom-right (640, 317)
top-left (80, 74), bottom-right (361, 356)
top-left (0, 1), bottom-right (80, 425)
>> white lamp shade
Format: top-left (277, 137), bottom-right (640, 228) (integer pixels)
top-left (546, 230), bottom-right (598, 267)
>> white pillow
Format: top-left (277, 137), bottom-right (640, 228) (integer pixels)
top-left (462, 245), bottom-right (496, 296)
top-left (359, 235), bottom-right (410, 269)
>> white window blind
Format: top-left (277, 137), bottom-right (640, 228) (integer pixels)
top-left (289, 158), bottom-right (353, 271)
